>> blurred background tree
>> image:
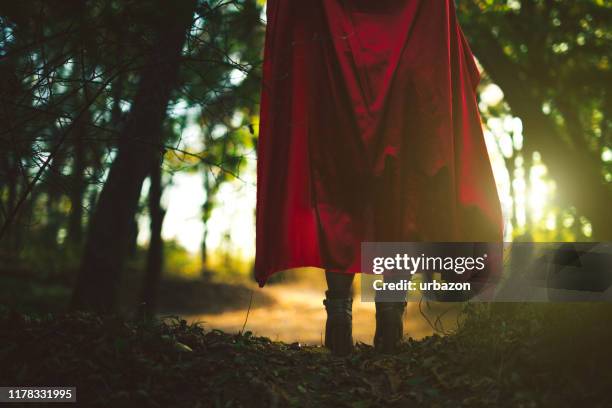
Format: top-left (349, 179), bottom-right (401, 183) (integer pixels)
top-left (458, 0), bottom-right (611, 241)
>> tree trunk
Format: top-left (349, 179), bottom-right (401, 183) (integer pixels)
top-left (2, 155), bottom-right (19, 252)
top-left (140, 156), bottom-right (166, 318)
top-left (71, 1), bottom-right (195, 312)
top-left (43, 141), bottom-right (66, 249)
top-left (67, 104), bottom-right (87, 246)
top-left (201, 170), bottom-right (213, 279)
top-left (0, 59), bottom-right (24, 253)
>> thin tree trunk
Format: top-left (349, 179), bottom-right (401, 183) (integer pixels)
top-left (3, 156), bottom-right (19, 252)
top-left (0, 56), bottom-right (19, 252)
top-left (67, 51), bottom-right (94, 246)
top-left (82, 48), bottom-right (125, 238)
top-left (71, 1), bottom-right (195, 312)
top-left (140, 156), bottom-right (166, 318)
top-left (43, 142), bottom-right (66, 248)
top-left (67, 104), bottom-right (87, 246)
top-left (201, 169), bottom-right (213, 278)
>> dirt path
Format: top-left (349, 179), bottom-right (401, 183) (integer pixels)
top-left (183, 278), bottom-right (462, 344)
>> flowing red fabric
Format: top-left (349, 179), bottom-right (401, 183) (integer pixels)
top-left (255, 0), bottom-right (503, 286)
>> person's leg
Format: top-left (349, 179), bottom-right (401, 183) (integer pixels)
top-left (323, 271), bottom-right (354, 356)
top-left (374, 273), bottom-right (407, 353)
top-left (325, 271), bottom-right (354, 299)
top-left (372, 159), bottom-right (408, 353)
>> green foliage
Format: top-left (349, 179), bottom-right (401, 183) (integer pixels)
top-left (460, 0), bottom-right (610, 149)
top-left (0, 0), bottom-right (264, 285)
top-left (458, 0), bottom-right (612, 239)
top-left (163, 239), bottom-right (202, 278)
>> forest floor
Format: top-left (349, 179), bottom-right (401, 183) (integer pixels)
top-left (0, 268), bottom-right (461, 344)
top-left (1, 308), bottom-right (611, 407)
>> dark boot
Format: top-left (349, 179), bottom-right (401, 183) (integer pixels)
top-left (374, 301), bottom-right (407, 354)
top-left (323, 292), bottom-right (353, 356)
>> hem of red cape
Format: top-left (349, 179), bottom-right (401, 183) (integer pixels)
top-left (255, 263), bottom-right (362, 288)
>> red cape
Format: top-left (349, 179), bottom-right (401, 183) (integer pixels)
top-left (255, 0), bottom-right (503, 286)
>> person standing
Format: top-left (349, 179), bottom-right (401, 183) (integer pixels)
top-left (255, 0), bottom-right (503, 356)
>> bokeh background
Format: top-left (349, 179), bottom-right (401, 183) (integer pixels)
top-left (0, 0), bottom-right (610, 344)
